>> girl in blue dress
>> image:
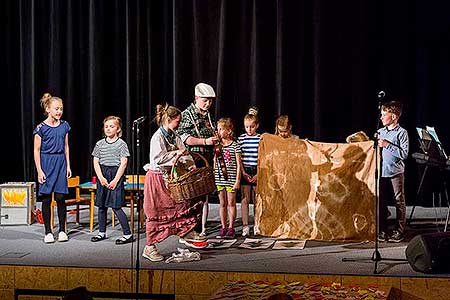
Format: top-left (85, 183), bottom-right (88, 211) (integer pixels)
top-left (33, 93), bottom-right (72, 243)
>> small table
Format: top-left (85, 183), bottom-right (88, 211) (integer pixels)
top-left (79, 182), bottom-right (144, 233)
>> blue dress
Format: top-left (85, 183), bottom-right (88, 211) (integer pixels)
top-left (33, 121), bottom-right (71, 196)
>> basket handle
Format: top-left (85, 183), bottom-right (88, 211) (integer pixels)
top-left (169, 151), bottom-right (209, 179)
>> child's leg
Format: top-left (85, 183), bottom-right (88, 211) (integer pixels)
top-left (251, 185), bottom-right (257, 219)
top-left (391, 174), bottom-right (406, 233)
top-left (54, 193), bottom-right (67, 232)
top-left (112, 208), bottom-right (131, 236)
top-left (41, 195), bottom-right (52, 234)
top-left (227, 191), bottom-right (237, 229)
top-left (98, 207), bottom-right (108, 234)
top-left (201, 197), bottom-right (209, 233)
top-left (241, 185), bottom-right (251, 226)
top-left (218, 190), bottom-right (228, 228)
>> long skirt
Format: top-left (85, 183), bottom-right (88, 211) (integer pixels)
top-left (144, 170), bottom-right (204, 245)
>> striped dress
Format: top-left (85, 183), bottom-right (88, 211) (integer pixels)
top-left (214, 141), bottom-right (241, 187)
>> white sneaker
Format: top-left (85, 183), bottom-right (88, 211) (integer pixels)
top-left (58, 231), bottom-right (69, 242)
top-left (199, 229), bottom-right (207, 237)
top-left (242, 226), bottom-right (250, 237)
top-left (253, 224), bottom-right (260, 235)
top-left (142, 245), bottom-right (164, 262)
top-left (44, 233), bottom-right (55, 243)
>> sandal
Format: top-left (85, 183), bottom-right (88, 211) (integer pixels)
top-left (115, 236), bottom-right (134, 245)
top-left (91, 234), bottom-right (107, 242)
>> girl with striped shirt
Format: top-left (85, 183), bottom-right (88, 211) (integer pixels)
top-left (238, 107), bottom-right (261, 236)
top-left (214, 118), bottom-right (242, 238)
top-left (91, 116), bottom-right (132, 245)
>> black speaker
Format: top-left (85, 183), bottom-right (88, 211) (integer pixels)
top-left (406, 232), bottom-right (450, 273)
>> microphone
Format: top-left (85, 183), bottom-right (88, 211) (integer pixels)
top-left (377, 91), bottom-right (386, 110)
top-left (133, 116), bottom-right (146, 124)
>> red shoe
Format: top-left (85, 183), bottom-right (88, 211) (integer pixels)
top-left (225, 228), bottom-right (235, 238)
top-left (216, 228), bottom-right (227, 238)
top-left (180, 240), bottom-right (208, 249)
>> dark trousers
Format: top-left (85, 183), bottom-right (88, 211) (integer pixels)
top-left (379, 173), bottom-right (406, 233)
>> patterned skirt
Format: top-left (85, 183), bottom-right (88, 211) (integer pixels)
top-left (143, 170), bottom-right (204, 245)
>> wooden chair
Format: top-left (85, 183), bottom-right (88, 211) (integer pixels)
top-left (111, 174), bottom-right (145, 233)
top-left (50, 176), bottom-right (93, 231)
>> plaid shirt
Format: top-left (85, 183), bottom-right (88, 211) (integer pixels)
top-left (177, 103), bottom-right (215, 156)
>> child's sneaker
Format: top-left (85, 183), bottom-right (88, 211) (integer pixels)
top-left (58, 231), bottom-right (69, 242)
top-left (142, 245), bottom-right (164, 262)
top-left (242, 226), bottom-right (250, 237)
top-left (216, 228), bottom-right (227, 238)
top-left (44, 233), bottom-right (55, 244)
top-left (388, 230), bottom-right (404, 243)
top-left (253, 224), bottom-right (260, 236)
top-left (225, 228), bottom-right (235, 238)
top-left (377, 231), bottom-right (387, 242)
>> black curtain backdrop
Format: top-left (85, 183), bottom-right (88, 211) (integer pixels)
top-left (2, 0), bottom-right (450, 206)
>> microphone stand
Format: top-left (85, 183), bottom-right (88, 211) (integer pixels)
top-left (342, 92), bottom-right (406, 274)
top-left (132, 119), bottom-right (144, 299)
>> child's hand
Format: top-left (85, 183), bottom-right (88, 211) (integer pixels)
top-left (378, 138), bottom-right (388, 148)
top-left (108, 179), bottom-right (118, 190)
top-left (233, 182), bottom-right (240, 191)
top-left (251, 175), bottom-right (257, 183)
top-left (99, 177), bottom-right (109, 187)
top-left (37, 170), bottom-right (46, 184)
top-left (243, 172), bottom-right (251, 183)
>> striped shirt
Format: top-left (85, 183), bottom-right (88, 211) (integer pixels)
top-left (214, 141), bottom-right (241, 186)
top-left (92, 138), bottom-right (130, 167)
top-left (238, 133), bottom-right (261, 167)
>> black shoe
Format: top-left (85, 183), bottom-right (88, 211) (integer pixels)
top-left (115, 236), bottom-right (134, 245)
top-left (388, 230), bottom-right (404, 243)
top-left (377, 231), bottom-right (387, 242)
top-left (91, 234), bottom-right (107, 242)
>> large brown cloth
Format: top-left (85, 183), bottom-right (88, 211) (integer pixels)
top-left (255, 134), bottom-right (377, 241)
top-left (143, 170), bottom-right (204, 245)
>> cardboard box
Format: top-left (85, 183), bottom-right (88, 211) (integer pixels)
top-left (0, 182), bottom-right (36, 225)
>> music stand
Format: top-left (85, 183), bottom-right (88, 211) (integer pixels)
top-left (417, 126), bottom-right (447, 161)
top-left (408, 127), bottom-right (449, 227)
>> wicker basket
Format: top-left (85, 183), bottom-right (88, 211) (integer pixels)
top-left (168, 152), bottom-right (216, 203)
